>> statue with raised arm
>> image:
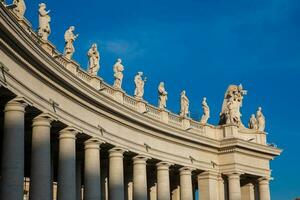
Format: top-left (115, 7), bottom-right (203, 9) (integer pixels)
top-left (180, 90), bottom-right (189, 117)
top-left (219, 84), bottom-right (247, 126)
top-left (12, 0), bottom-right (26, 19)
top-left (38, 3), bottom-right (51, 41)
top-left (64, 26), bottom-right (79, 60)
top-left (200, 97), bottom-right (210, 124)
top-left (134, 72), bottom-right (146, 99)
top-left (248, 114), bottom-right (258, 129)
top-left (158, 82), bottom-right (168, 109)
top-left (87, 43), bottom-right (100, 76)
top-left (256, 107), bottom-right (266, 131)
top-left (113, 58), bottom-right (124, 89)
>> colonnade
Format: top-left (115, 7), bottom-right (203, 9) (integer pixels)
top-left (0, 98), bottom-right (271, 200)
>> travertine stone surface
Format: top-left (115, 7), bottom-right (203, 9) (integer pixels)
top-left (156, 162), bottom-right (172, 200)
top-left (227, 173), bottom-right (242, 200)
top-left (179, 167), bottom-right (193, 200)
top-left (133, 155), bottom-right (150, 200)
top-left (258, 177), bottom-right (271, 200)
top-left (0, 98), bottom-right (27, 200)
top-left (158, 82), bottom-right (168, 109)
top-left (197, 171), bottom-right (219, 200)
top-left (38, 3), bottom-right (51, 41)
top-left (180, 90), bottom-right (189, 117)
top-left (87, 43), bottom-right (100, 76)
top-left (241, 183), bottom-right (255, 200)
top-left (64, 26), bottom-right (78, 60)
top-left (12, 0), bottom-right (26, 19)
top-left (113, 58), bottom-right (124, 89)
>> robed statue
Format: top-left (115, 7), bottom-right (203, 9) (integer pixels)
top-left (64, 26), bottom-right (79, 60)
top-left (158, 82), bottom-right (168, 109)
top-left (113, 58), bottom-right (124, 89)
top-left (38, 3), bottom-right (51, 41)
top-left (87, 44), bottom-right (100, 76)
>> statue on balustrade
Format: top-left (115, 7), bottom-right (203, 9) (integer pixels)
top-left (248, 114), bottom-right (258, 129)
top-left (87, 43), bottom-right (100, 76)
top-left (180, 90), bottom-right (189, 117)
top-left (200, 97), bottom-right (210, 124)
top-left (158, 82), bottom-right (168, 109)
top-left (256, 107), bottom-right (266, 131)
top-left (113, 58), bottom-right (124, 89)
top-left (219, 84), bottom-right (247, 126)
top-left (12, 0), bottom-right (26, 19)
top-left (134, 72), bottom-right (147, 99)
top-left (38, 3), bottom-right (51, 41)
top-left (64, 26), bottom-right (79, 60)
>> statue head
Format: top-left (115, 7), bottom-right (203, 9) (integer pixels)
top-left (39, 3), bottom-right (46, 8)
top-left (203, 97), bottom-right (207, 101)
top-left (117, 58), bottom-right (122, 63)
top-left (159, 82), bottom-right (164, 86)
top-left (181, 90), bottom-right (186, 95)
top-left (138, 72), bottom-right (143, 76)
top-left (258, 107), bottom-right (262, 111)
top-left (251, 114), bottom-right (255, 118)
top-left (92, 43), bottom-right (97, 49)
top-left (69, 26), bottom-right (75, 31)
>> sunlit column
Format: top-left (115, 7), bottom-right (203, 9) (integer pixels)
top-left (30, 114), bottom-right (54, 200)
top-left (157, 162), bottom-right (172, 200)
top-left (258, 177), bottom-right (271, 200)
top-left (0, 98), bottom-right (27, 200)
top-left (197, 171), bottom-right (218, 200)
top-left (179, 167), bottom-right (193, 200)
top-left (227, 172), bottom-right (242, 200)
top-left (109, 147), bottom-right (126, 200)
top-left (133, 155), bottom-right (150, 200)
top-left (57, 127), bottom-right (78, 200)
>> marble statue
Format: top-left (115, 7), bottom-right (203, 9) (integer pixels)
top-left (38, 3), bottom-right (51, 41)
top-left (134, 72), bottom-right (146, 99)
top-left (12, 0), bottom-right (26, 19)
top-left (113, 58), bottom-right (124, 89)
top-left (87, 44), bottom-right (100, 76)
top-left (64, 26), bottom-right (78, 60)
top-left (256, 107), bottom-right (266, 131)
top-left (158, 82), bottom-right (168, 109)
top-left (180, 90), bottom-right (189, 117)
top-left (200, 97), bottom-right (210, 124)
top-left (219, 84), bottom-right (247, 126)
top-left (248, 114), bottom-right (258, 130)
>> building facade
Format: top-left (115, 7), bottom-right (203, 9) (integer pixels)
top-left (0, 2), bottom-right (281, 200)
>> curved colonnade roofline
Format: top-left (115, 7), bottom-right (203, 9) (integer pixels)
top-left (0, 2), bottom-right (282, 200)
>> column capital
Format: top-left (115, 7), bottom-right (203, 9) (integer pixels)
top-left (156, 161), bottom-right (173, 170)
top-left (258, 177), bottom-right (272, 184)
top-left (84, 137), bottom-right (105, 150)
top-left (32, 113), bottom-right (57, 127)
top-left (59, 126), bottom-right (80, 140)
top-left (179, 166), bottom-right (194, 175)
top-left (197, 171), bottom-right (219, 180)
top-left (108, 146), bottom-right (127, 158)
top-left (133, 154), bottom-right (151, 164)
top-left (5, 97), bottom-right (30, 112)
top-left (224, 171), bottom-right (243, 179)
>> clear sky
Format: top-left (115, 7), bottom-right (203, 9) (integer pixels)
top-left (18, 0), bottom-right (300, 199)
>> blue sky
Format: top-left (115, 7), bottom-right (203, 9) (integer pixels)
top-left (19, 0), bottom-right (300, 199)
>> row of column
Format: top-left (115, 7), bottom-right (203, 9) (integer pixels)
top-left (0, 98), bottom-right (271, 200)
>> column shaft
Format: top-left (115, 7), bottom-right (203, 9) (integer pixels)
top-left (179, 167), bottom-right (193, 200)
top-left (258, 178), bottom-right (270, 200)
top-left (227, 173), bottom-right (241, 200)
top-left (30, 115), bottom-right (53, 200)
top-left (109, 147), bottom-right (125, 200)
top-left (133, 155), bottom-right (149, 200)
top-left (241, 183), bottom-right (255, 200)
top-left (0, 99), bottom-right (27, 200)
top-left (84, 139), bottom-right (102, 200)
top-left (197, 171), bottom-right (218, 200)
top-left (157, 162), bottom-right (171, 200)
top-left (57, 128), bottom-right (77, 200)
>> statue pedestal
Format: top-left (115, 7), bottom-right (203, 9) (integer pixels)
top-left (223, 124), bottom-right (239, 138)
top-left (65, 59), bottom-right (79, 75)
top-left (40, 40), bottom-right (56, 56)
top-left (90, 76), bottom-right (102, 90)
top-left (136, 99), bottom-right (147, 113)
top-left (182, 118), bottom-right (191, 130)
top-left (114, 88), bottom-right (125, 104)
top-left (159, 109), bottom-right (169, 123)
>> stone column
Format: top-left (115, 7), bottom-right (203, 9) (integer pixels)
top-left (179, 167), bottom-right (193, 200)
top-left (109, 147), bottom-right (126, 200)
top-left (30, 114), bottom-right (55, 200)
top-left (0, 98), bottom-right (27, 200)
top-left (156, 162), bottom-right (172, 200)
top-left (197, 171), bottom-right (218, 200)
top-left (133, 155), bottom-right (150, 200)
top-left (76, 158), bottom-right (82, 200)
top-left (258, 177), bottom-right (271, 200)
top-left (84, 138), bottom-right (104, 200)
top-left (57, 127), bottom-right (78, 200)
top-left (227, 173), bottom-right (242, 200)
top-left (218, 175), bottom-right (225, 200)
top-left (241, 183), bottom-right (255, 200)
